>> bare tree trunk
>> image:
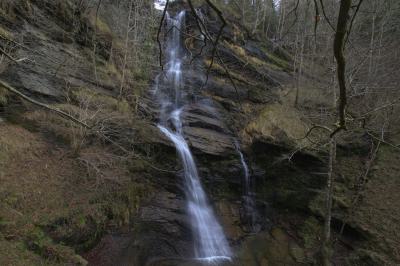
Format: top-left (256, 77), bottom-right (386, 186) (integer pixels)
top-left (294, 0), bottom-right (309, 107)
top-left (321, 136), bottom-right (337, 266)
top-left (0, 79), bottom-right (90, 128)
top-left (92, 0), bottom-right (102, 87)
top-left (320, 2), bottom-right (354, 264)
top-left (252, 1), bottom-right (261, 34)
top-left (368, 0), bottom-right (377, 76)
top-left (295, 31), bottom-right (304, 107)
top-left (331, 62), bottom-right (337, 107)
top-left (261, 1), bottom-right (268, 37)
top-left (333, 0), bottom-right (352, 133)
top-left (119, 0), bottom-right (134, 100)
top-left (292, 17), bottom-right (300, 89)
top-left (376, 0), bottom-right (385, 76)
top-left (278, 3), bottom-right (286, 40)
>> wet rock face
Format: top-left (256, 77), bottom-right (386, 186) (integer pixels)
top-left (237, 228), bottom-right (305, 266)
top-left (118, 3), bottom-right (314, 265)
top-left (181, 102), bottom-right (236, 156)
top-left (1, 1), bottom-right (324, 265)
top-left (127, 191), bottom-right (193, 266)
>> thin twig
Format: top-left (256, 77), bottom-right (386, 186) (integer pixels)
top-left (281, 0), bottom-right (300, 39)
top-left (366, 131), bottom-right (400, 150)
top-left (345, 0), bottom-right (364, 44)
top-left (0, 79), bottom-right (91, 128)
top-left (1, 79), bottom-right (176, 173)
top-left (203, 0), bottom-right (227, 88)
top-left (187, 1), bottom-right (210, 63)
top-left (313, 0), bottom-right (320, 44)
top-left (0, 47), bottom-right (17, 62)
top-left (215, 50), bottom-right (242, 108)
top-left (319, 0), bottom-right (336, 31)
top-left (157, 0), bottom-right (169, 71)
top-left (297, 124), bottom-right (333, 141)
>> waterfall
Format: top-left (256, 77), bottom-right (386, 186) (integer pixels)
top-left (155, 10), bottom-right (232, 262)
top-left (235, 142), bottom-right (258, 232)
top-left (154, 0), bottom-right (174, 10)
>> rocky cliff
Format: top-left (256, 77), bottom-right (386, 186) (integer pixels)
top-left (1, 1), bottom-right (399, 266)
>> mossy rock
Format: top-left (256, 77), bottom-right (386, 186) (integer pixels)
top-left (0, 91), bottom-right (7, 106)
top-left (346, 248), bottom-right (389, 266)
top-left (45, 212), bottom-right (107, 252)
top-left (0, 0), bottom-right (33, 24)
top-left (289, 241), bottom-right (306, 263)
top-left (237, 228), bottom-right (302, 266)
top-left (244, 103), bottom-right (308, 147)
top-left (26, 227), bottom-right (87, 265)
top-left (129, 159), bottom-right (147, 173)
top-left (0, 25), bottom-right (13, 40)
top-left (298, 217), bottom-right (322, 250)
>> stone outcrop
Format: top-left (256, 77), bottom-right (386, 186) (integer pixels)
top-left (4, 1), bottom-right (392, 265)
top-left (181, 102), bottom-right (236, 156)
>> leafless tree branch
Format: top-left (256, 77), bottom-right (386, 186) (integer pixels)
top-left (0, 79), bottom-right (91, 129)
top-left (157, 0), bottom-right (169, 71)
top-left (202, 0), bottom-right (227, 88)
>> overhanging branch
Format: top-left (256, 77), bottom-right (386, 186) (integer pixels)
top-left (0, 79), bottom-right (91, 129)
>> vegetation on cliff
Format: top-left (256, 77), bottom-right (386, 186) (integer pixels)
top-left (0, 0), bottom-right (399, 265)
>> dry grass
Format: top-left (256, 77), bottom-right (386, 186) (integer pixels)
top-left (224, 41), bottom-right (288, 71)
top-left (86, 11), bottom-right (113, 40)
top-left (0, 123), bottom-right (89, 264)
top-left (0, 97), bottom-right (148, 265)
top-left (204, 58), bottom-right (257, 87)
top-left (244, 102), bottom-right (309, 147)
top-left (350, 145), bottom-right (400, 263)
top-left (0, 26), bottom-right (13, 41)
top-left (0, 87), bottom-right (8, 105)
top-left (0, 113), bottom-right (144, 264)
top-left (0, 0), bottom-right (32, 23)
top-left (23, 87), bottom-right (134, 153)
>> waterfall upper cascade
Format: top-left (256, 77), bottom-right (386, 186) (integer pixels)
top-left (155, 10), bottom-right (232, 263)
top-left (154, 0), bottom-right (170, 10)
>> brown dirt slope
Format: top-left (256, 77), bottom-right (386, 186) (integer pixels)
top-left (0, 120), bottom-right (136, 265)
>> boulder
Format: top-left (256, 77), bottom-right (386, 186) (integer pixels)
top-left (244, 103), bottom-right (308, 148)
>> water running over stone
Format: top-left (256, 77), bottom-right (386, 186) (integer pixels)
top-left (235, 143), bottom-right (259, 233)
top-left (155, 10), bottom-right (232, 262)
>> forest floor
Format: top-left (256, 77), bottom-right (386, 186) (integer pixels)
top-left (350, 144), bottom-right (400, 263)
top-left (0, 114), bottom-right (136, 265)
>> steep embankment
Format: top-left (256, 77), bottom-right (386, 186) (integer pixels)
top-left (0, 1), bottom-right (158, 265)
top-left (1, 1), bottom-right (399, 266)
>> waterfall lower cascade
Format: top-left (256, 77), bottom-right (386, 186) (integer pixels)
top-left (235, 143), bottom-right (259, 232)
top-left (155, 11), bottom-right (232, 263)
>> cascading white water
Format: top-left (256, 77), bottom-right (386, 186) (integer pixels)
top-left (238, 150), bottom-right (249, 189)
top-left (154, 0), bottom-right (174, 10)
top-left (155, 10), bottom-right (232, 262)
top-left (235, 143), bottom-right (258, 232)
